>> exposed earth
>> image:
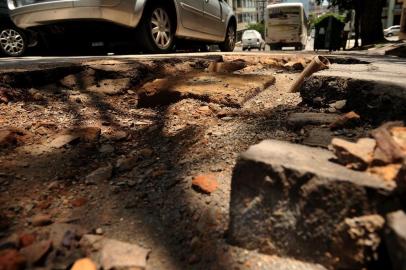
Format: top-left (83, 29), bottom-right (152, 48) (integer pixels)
top-left (0, 53), bottom-right (405, 270)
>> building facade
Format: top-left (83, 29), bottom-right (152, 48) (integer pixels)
top-left (227, 0), bottom-right (259, 40)
top-left (382, 0), bottom-right (404, 28)
top-left (400, 0), bottom-right (406, 39)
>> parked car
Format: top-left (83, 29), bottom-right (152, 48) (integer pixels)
top-left (242, 30), bottom-right (265, 51)
top-left (7, 0), bottom-right (237, 53)
top-left (384, 25), bottom-right (400, 37)
top-left (0, 0), bottom-right (36, 56)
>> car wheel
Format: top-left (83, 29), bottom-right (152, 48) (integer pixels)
top-left (219, 23), bottom-right (236, 52)
top-left (387, 33), bottom-right (393, 37)
top-left (139, 3), bottom-right (175, 53)
top-left (0, 26), bottom-right (27, 57)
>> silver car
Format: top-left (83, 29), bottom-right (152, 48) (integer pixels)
top-left (7, 0), bottom-right (236, 53)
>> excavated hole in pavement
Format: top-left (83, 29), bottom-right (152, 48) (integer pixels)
top-left (301, 75), bottom-right (406, 125)
top-left (2, 55), bottom-right (397, 270)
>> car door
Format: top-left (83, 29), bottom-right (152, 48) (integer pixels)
top-left (203, 0), bottom-right (224, 37)
top-left (178, 0), bottom-right (205, 32)
top-left (74, 0), bottom-right (121, 7)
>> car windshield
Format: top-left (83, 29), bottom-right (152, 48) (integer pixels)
top-left (243, 32), bottom-right (257, 39)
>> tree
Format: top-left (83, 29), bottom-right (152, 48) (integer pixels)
top-left (316, 0), bottom-right (385, 46)
top-left (247, 22), bottom-right (265, 37)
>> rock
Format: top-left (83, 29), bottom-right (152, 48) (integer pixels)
top-left (368, 164), bottom-right (403, 182)
top-left (287, 113), bottom-right (339, 129)
top-left (30, 214), bottom-right (53, 227)
top-left (302, 127), bottom-right (335, 148)
top-left (385, 210), bottom-right (406, 270)
top-left (48, 134), bottom-right (80, 149)
top-left (208, 60), bottom-right (247, 73)
top-left (19, 233), bottom-right (36, 248)
top-left (391, 126), bottom-right (406, 152)
top-left (228, 140), bottom-right (395, 269)
top-left (20, 240), bottom-right (52, 265)
top-left (138, 73), bottom-right (275, 108)
top-left (283, 60), bottom-right (305, 71)
top-left (71, 197), bottom-right (87, 208)
top-left (76, 127), bottom-right (101, 142)
top-left (85, 165), bottom-right (113, 184)
top-left (331, 138), bottom-right (376, 170)
top-left (0, 249), bottom-right (26, 270)
top-left (99, 144), bottom-right (115, 154)
top-left (139, 148), bottom-right (154, 159)
top-left (192, 174), bottom-right (218, 194)
top-left (333, 215), bottom-right (385, 268)
top-left (71, 258), bottom-right (97, 270)
top-left (330, 100), bottom-right (347, 110)
top-left (330, 111), bottom-right (360, 130)
top-left (0, 130), bottom-right (17, 147)
top-left (80, 234), bottom-right (150, 270)
top-left (115, 156), bottom-right (138, 172)
top-left (46, 223), bottom-right (85, 248)
top-left (106, 130), bottom-right (127, 141)
top-left (0, 234), bottom-right (20, 250)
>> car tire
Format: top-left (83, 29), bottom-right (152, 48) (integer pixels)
top-left (387, 33), bottom-right (393, 37)
top-left (219, 23), bottom-right (236, 52)
top-left (0, 26), bottom-right (27, 57)
top-left (138, 3), bottom-right (175, 53)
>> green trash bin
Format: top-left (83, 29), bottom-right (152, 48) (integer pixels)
top-left (314, 15), bottom-right (345, 51)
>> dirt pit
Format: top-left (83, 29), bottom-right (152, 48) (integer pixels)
top-left (0, 55), bottom-right (396, 270)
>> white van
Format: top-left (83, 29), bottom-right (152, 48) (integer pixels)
top-left (265, 3), bottom-right (307, 50)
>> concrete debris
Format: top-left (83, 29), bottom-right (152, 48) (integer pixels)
top-left (385, 211), bottom-right (406, 270)
top-left (331, 138), bottom-right (376, 170)
top-left (20, 240), bottom-right (52, 265)
top-left (0, 129), bottom-right (19, 147)
top-left (80, 234), bottom-right (150, 270)
top-left (368, 164), bottom-right (403, 182)
top-left (0, 249), bottom-right (26, 270)
top-left (30, 214), bottom-right (53, 227)
top-left (85, 164), bottom-right (113, 184)
top-left (330, 99), bottom-right (347, 110)
top-left (228, 140), bottom-right (394, 269)
top-left (333, 215), bottom-right (385, 268)
top-left (48, 127), bottom-right (101, 148)
top-left (115, 155), bottom-right (138, 172)
top-left (207, 60), bottom-right (247, 73)
top-left (302, 127), bottom-right (335, 148)
top-left (283, 60), bottom-right (306, 71)
top-left (48, 134), bottom-right (80, 149)
top-left (138, 73), bottom-right (275, 108)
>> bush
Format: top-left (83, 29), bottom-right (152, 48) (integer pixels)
top-left (247, 23), bottom-right (265, 37)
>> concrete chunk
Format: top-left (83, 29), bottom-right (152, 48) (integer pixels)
top-left (228, 140), bottom-right (395, 269)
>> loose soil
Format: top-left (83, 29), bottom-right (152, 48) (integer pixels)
top-left (0, 55), bottom-right (381, 269)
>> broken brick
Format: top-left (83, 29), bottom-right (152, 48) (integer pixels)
top-left (331, 138), bottom-right (376, 170)
top-left (330, 111), bottom-right (360, 130)
top-left (192, 174), bottom-right (218, 194)
top-left (0, 249), bottom-right (26, 270)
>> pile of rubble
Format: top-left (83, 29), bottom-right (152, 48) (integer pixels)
top-left (0, 223), bottom-right (149, 270)
top-left (228, 121), bottom-right (406, 269)
top-left (331, 121), bottom-right (406, 183)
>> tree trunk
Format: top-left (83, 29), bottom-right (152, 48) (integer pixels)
top-left (354, 10), bottom-right (360, 47)
top-left (360, 0), bottom-right (384, 45)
